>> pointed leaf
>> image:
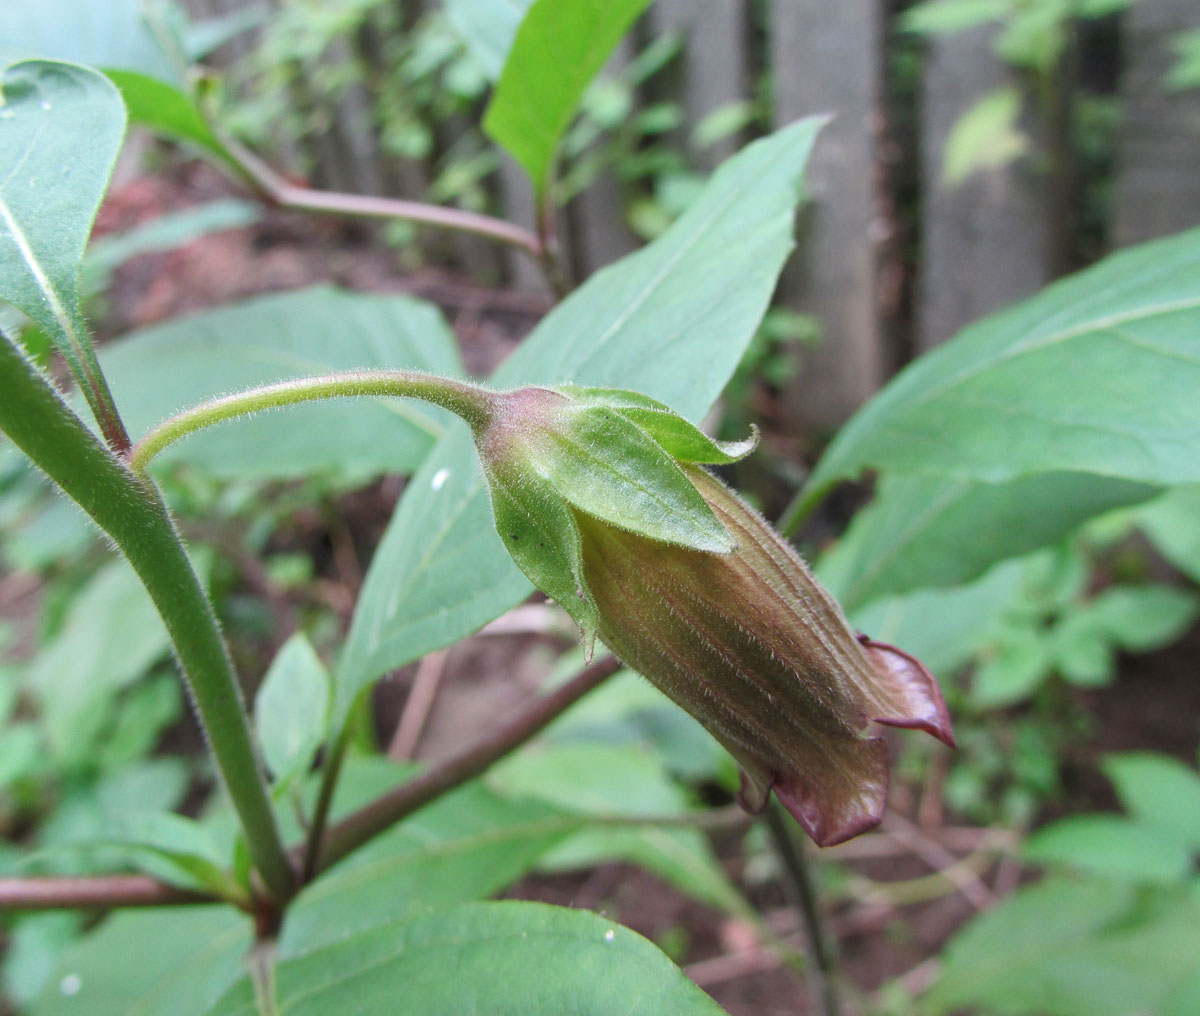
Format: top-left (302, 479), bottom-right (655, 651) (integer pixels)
top-left (484, 465), bottom-right (598, 652)
top-left (542, 405), bottom-right (732, 552)
top-left (483, 0), bottom-right (652, 192)
top-left (444, 0), bottom-right (534, 80)
top-left (0, 60), bottom-right (125, 425)
top-left (254, 633), bottom-right (331, 788)
top-left (1102, 753), bottom-right (1200, 849)
top-left (805, 227), bottom-right (1200, 506)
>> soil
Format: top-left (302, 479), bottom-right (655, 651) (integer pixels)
top-left (4, 157), bottom-right (1197, 1016)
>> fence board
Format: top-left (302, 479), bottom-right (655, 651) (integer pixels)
top-left (1113, 0), bottom-right (1200, 245)
top-left (770, 0), bottom-right (884, 433)
top-left (653, 0), bottom-right (749, 169)
top-left (916, 25), bottom-right (1053, 350)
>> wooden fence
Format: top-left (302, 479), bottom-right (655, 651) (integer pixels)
top-left (185, 0), bottom-right (1200, 430)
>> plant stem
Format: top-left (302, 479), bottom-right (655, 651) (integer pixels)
top-left (766, 802), bottom-right (842, 1016)
top-left (0, 875), bottom-right (216, 911)
top-left (305, 656), bottom-right (621, 874)
top-left (218, 132), bottom-right (545, 263)
top-left (130, 371), bottom-right (499, 473)
top-left (0, 336), bottom-right (294, 901)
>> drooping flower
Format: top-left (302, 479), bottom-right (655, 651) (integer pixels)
top-left (466, 383), bottom-right (954, 846)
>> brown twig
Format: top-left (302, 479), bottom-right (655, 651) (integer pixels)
top-left (304, 656), bottom-right (621, 874)
top-left (220, 133), bottom-right (545, 262)
top-left (0, 875), bottom-right (216, 911)
top-left (388, 650), bottom-right (450, 760)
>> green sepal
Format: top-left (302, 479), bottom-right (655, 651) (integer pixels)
top-left (482, 463), bottom-right (599, 658)
top-left (538, 404), bottom-right (735, 553)
top-left (553, 385), bottom-right (758, 463)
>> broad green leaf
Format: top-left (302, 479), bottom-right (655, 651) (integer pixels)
top-left (100, 286), bottom-right (464, 479)
top-left (483, 0), bottom-right (652, 192)
top-left (925, 877), bottom-right (1200, 1016)
top-left (492, 742), bottom-right (747, 915)
top-left (1024, 814), bottom-right (1194, 883)
top-left (0, 0), bottom-right (178, 82)
top-left (1103, 753), bottom-right (1200, 849)
top-left (280, 758), bottom-right (574, 953)
top-left (339, 117), bottom-right (823, 708)
top-left (820, 471), bottom-right (1158, 610)
top-left (31, 907), bottom-right (250, 1016)
top-left (0, 60), bottom-right (125, 425)
top-left (254, 633), bottom-right (331, 788)
top-left (444, 0), bottom-right (534, 80)
top-left (103, 70), bottom-right (230, 159)
top-left (98, 811), bottom-right (243, 899)
top-left (3, 913), bottom-right (80, 1009)
top-left (804, 227), bottom-right (1200, 505)
top-left (25, 560), bottom-right (171, 764)
top-left (1138, 485), bottom-right (1200, 583)
top-left (209, 901), bottom-right (724, 1016)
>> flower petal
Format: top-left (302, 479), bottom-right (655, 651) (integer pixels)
top-left (857, 636), bottom-right (956, 748)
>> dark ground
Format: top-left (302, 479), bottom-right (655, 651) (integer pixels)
top-left (7, 158), bottom-right (1195, 1016)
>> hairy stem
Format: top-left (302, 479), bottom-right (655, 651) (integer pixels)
top-left (0, 336), bottom-right (294, 901)
top-left (130, 371), bottom-right (499, 473)
top-left (305, 657), bottom-right (621, 875)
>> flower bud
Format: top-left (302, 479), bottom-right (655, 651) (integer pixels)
top-left (469, 384), bottom-right (954, 846)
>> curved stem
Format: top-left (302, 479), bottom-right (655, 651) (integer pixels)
top-left (304, 656), bottom-right (621, 875)
top-left (0, 336), bottom-right (294, 901)
top-left (130, 371), bottom-right (499, 473)
top-left (218, 130), bottom-right (545, 263)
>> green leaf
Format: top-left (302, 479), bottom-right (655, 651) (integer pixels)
top-left (3, 913), bottom-right (81, 1009)
top-left (925, 876), bottom-right (1200, 1016)
top-left (100, 286), bottom-right (464, 479)
top-left (1102, 753), bottom-right (1200, 849)
top-left (492, 742), bottom-right (747, 915)
top-left (1025, 814), bottom-right (1194, 883)
top-left (24, 560), bottom-right (171, 764)
top-left (820, 471), bottom-right (1157, 610)
top-left (103, 70), bottom-right (230, 159)
top-left (209, 901), bottom-right (724, 1016)
top-left (31, 907), bottom-right (250, 1016)
top-left (101, 811), bottom-right (244, 899)
top-left (254, 633), bottom-right (331, 789)
top-left (0, 0), bottom-right (179, 82)
top-left (282, 762), bottom-right (573, 952)
top-left (543, 405), bottom-right (732, 551)
top-left (942, 86), bottom-right (1029, 185)
top-left (899, 0), bottom-right (1010, 35)
top-left (971, 625), bottom-right (1053, 707)
top-left (804, 227), bottom-right (1200, 504)
top-left (1084, 585), bottom-right (1199, 651)
top-left (0, 60), bottom-right (125, 426)
top-left (1138, 485), bottom-right (1200, 583)
top-left (483, 0), bottom-right (653, 192)
top-left (485, 465), bottom-right (599, 652)
top-left (338, 117), bottom-right (823, 710)
top-left (444, 0), bottom-right (534, 80)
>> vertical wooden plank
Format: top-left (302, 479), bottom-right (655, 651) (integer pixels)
top-left (1113, 0), bottom-right (1200, 245)
top-left (653, 0), bottom-right (749, 170)
top-left (916, 25), bottom-right (1053, 350)
top-left (567, 40), bottom-right (640, 278)
top-left (771, 0), bottom-right (885, 433)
